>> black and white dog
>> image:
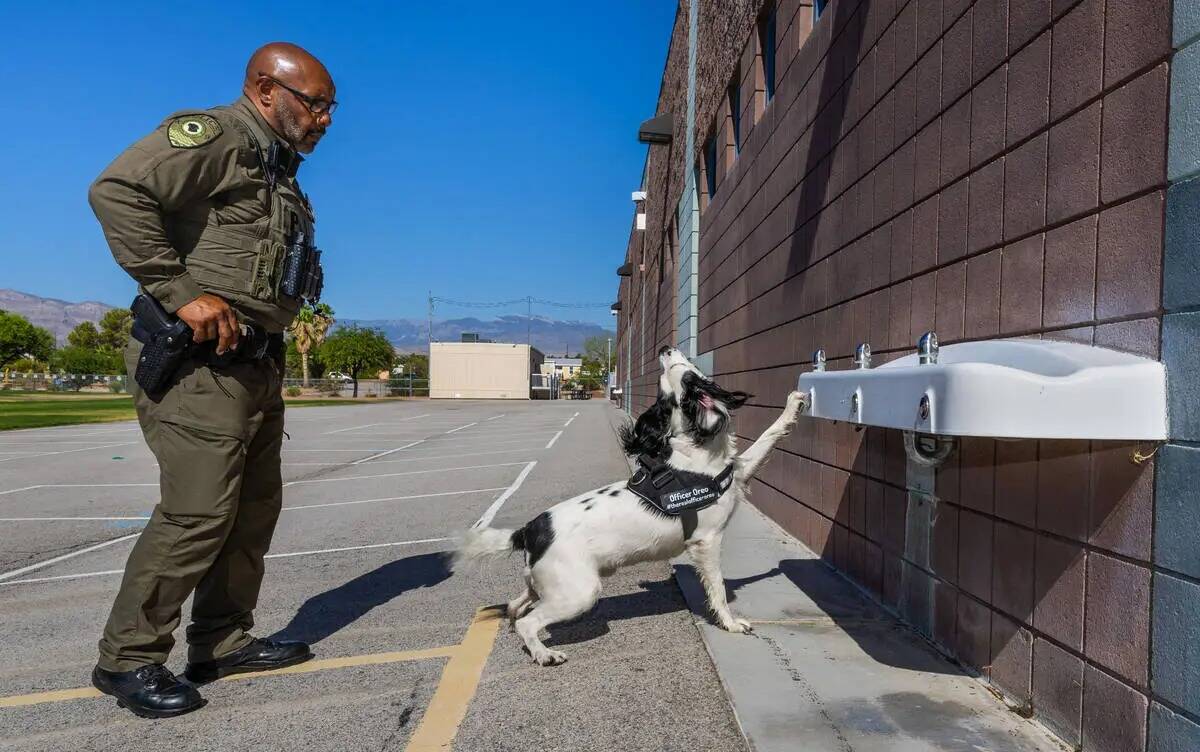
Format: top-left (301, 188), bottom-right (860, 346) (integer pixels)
top-left (455, 346), bottom-right (806, 665)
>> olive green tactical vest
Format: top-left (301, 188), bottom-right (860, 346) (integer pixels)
top-left (161, 100), bottom-right (315, 333)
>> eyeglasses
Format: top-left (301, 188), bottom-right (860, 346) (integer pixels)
top-left (262, 75), bottom-right (338, 116)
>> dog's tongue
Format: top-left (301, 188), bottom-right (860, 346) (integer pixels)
top-left (700, 394), bottom-right (715, 409)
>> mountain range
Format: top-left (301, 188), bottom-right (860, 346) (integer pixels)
top-left (0, 289), bottom-right (116, 344)
top-left (1, 290), bottom-right (615, 355)
top-left (339, 315), bottom-right (615, 355)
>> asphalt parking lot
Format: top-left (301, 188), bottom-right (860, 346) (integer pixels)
top-left (0, 399), bottom-right (746, 751)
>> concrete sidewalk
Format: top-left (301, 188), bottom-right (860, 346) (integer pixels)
top-left (673, 503), bottom-right (1068, 752)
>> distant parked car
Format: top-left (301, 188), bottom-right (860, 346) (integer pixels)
top-left (326, 372), bottom-right (353, 382)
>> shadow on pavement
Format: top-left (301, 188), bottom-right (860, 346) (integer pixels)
top-left (269, 551), bottom-right (452, 645)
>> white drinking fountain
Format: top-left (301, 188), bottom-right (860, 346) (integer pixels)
top-left (798, 332), bottom-right (1167, 466)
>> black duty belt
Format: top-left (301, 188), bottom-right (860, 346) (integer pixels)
top-left (199, 331), bottom-right (284, 368)
top-left (627, 454), bottom-right (735, 515)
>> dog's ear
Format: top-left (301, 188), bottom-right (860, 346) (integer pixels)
top-left (725, 391), bottom-right (752, 410)
top-left (619, 394), bottom-right (674, 458)
top-left (696, 376), bottom-right (752, 411)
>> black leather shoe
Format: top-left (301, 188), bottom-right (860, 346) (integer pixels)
top-left (92, 664), bottom-right (206, 719)
top-left (184, 637), bottom-right (312, 683)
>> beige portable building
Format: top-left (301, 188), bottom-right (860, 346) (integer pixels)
top-left (429, 342), bottom-right (545, 399)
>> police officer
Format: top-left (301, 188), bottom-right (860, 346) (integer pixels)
top-left (87, 42), bottom-right (335, 718)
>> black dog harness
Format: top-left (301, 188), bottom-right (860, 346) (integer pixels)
top-left (627, 454), bottom-right (735, 515)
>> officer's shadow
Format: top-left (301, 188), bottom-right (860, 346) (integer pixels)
top-left (268, 552), bottom-right (451, 645)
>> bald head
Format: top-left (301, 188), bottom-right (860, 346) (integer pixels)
top-left (243, 42), bottom-right (335, 154)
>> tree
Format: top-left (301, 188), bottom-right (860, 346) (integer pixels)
top-left (51, 346), bottom-right (124, 376)
top-left (395, 352), bottom-right (429, 379)
top-left (0, 311), bottom-right (54, 369)
top-left (287, 302), bottom-right (335, 386)
top-left (582, 335), bottom-right (615, 373)
top-left (319, 325), bottom-right (395, 398)
top-left (98, 309), bottom-right (133, 350)
top-left (67, 321), bottom-right (102, 350)
top-left (285, 338), bottom-right (327, 380)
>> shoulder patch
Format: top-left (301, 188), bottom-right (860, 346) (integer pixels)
top-left (167, 115), bottom-right (222, 148)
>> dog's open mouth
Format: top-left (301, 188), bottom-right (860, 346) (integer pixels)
top-left (699, 394), bottom-right (715, 410)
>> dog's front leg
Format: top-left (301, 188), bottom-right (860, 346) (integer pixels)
top-left (736, 390), bottom-right (807, 482)
top-left (686, 535), bottom-right (752, 634)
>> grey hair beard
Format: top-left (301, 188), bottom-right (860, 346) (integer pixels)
top-left (273, 99), bottom-right (309, 151)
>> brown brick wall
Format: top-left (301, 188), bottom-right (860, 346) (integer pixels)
top-left (617, 0), bottom-right (1172, 748)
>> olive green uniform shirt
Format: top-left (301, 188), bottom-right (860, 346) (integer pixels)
top-left (89, 96), bottom-right (311, 332)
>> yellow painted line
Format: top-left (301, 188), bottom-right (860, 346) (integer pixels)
top-left (0, 607), bottom-right (504, 752)
top-left (0, 686), bottom-right (103, 707)
top-left (0, 645), bottom-right (458, 709)
top-left (405, 607), bottom-right (504, 752)
top-left (220, 645), bottom-right (458, 681)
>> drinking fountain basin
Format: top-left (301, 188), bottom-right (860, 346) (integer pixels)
top-left (796, 339), bottom-right (1166, 440)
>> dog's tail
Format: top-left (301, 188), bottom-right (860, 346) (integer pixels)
top-left (452, 526), bottom-right (520, 572)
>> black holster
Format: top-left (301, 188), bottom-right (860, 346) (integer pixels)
top-left (131, 294), bottom-right (285, 395)
top-left (130, 293), bottom-right (193, 396)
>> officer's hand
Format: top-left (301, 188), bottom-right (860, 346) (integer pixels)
top-left (177, 294), bottom-right (240, 354)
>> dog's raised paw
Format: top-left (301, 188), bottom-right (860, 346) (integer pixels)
top-left (786, 391), bottom-right (808, 414)
top-left (534, 649), bottom-right (568, 666)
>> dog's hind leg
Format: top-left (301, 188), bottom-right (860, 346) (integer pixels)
top-left (687, 536), bottom-right (752, 634)
top-left (506, 581), bottom-right (537, 624)
top-left (515, 565), bottom-right (601, 666)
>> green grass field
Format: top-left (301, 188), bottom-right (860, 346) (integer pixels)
top-left (0, 392), bottom-right (137, 431)
top-left (0, 391), bottom-right (414, 431)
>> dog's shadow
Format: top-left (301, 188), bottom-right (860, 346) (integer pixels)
top-left (543, 569), bottom-right (774, 647)
top-left (269, 552), bottom-right (451, 645)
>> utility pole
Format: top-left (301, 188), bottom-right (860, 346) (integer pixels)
top-left (606, 336), bottom-right (612, 399)
top-left (427, 292), bottom-right (433, 350)
top-left (526, 296), bottom-right (532, 349)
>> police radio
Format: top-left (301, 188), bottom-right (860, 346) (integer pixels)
top-left (280, 214), bottom-right (324, 303)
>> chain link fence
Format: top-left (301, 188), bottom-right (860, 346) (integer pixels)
top-left (1, 372), bottom-right (130, 393)
top-left (1, 372), bottom-right (430, 399)
top-left (281, 376), bottom-right (429, 398)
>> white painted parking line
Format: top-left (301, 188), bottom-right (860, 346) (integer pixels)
top-left (0, 516), bottom-right (150, 522)
top-left (282, 447), bottom-right (543, 466)
top-left (473, 461), bottom-right (537, 528)
top-left (264, 537), bottom-right (450, 559)
top-left (0, 442), bottom-right (135, 464)
top-left (0, 533), bottom-right (141, 583)
top-left (0, 441), bottom-right (125, 446)
top-left (282, 449), bottom-right (396, 453)
top-left (323, 422), bottom-right (385, 435)
top-left (0, 537), bottom-right (452, 587)
top-left (307, 429), bottom-right (557, 443)
top-left (565, 411), bottom-right (580, 427)
top-left (486, 414), bottom-right (506, 421)
top-left (350, 440), bottom-right (425, 465)
top-left (0, 483), bottom-right (156, 498)
top-left (546, 431), bottom-right (563, 449)
top-left (285, 486), bottom-right (507, 512)
top-left (445, 422), bottom-right (477, 434)
top-left (0, 463), bottom-right (532, 520)
top-left (283, 462), bottom-right (530, 487)
top-left (323, 413), bottom-right (433, 434)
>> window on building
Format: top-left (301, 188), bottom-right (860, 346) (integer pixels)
top-left (814, 0), bottom-right (826, 20)
top-left (759, 6), bottom-right (777, 102)
top-left (704, 135), bottom-right (718, 198)
top-left (729, 80), bottom-right (741, 153)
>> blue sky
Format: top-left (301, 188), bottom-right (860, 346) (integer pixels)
top-left (0, 1), bottom-right (676, 326)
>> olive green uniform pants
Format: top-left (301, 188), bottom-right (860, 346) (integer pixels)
top-left (97, 342), bottom-right (285, 671)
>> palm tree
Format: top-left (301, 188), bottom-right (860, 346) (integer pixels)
top-left (288, 303), bottom-right (335, 387)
